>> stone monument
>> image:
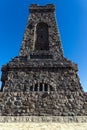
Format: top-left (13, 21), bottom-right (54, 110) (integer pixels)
top-left (0, 4), bottom-right (87, 116)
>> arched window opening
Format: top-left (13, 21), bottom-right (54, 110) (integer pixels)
top-left (34, 84), bottom-right (38, 91)
top-left (50, 86), bottom-right (54, 91)
top-left (29, 83), bottom-right (55, 92)
top-left (44, 83), bottom-right (48, 91)
top-left (30, 86), bottom-right (33, 91)
top-left (39, 83), bottom-right (43, 91)
top-left (35, 22), bottom-right (49, 50)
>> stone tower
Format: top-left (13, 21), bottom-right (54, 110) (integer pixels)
top-left (0, 4), bottom-right (87, 116)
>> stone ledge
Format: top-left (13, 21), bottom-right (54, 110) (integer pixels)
top-left (0, 116), bottom-right (87, 123)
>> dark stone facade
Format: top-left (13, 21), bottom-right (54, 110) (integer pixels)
top-left (0, 4), bottom-right (87, 116)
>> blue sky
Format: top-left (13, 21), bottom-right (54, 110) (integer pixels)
top-left (0, 0), bottom-right (87, 92)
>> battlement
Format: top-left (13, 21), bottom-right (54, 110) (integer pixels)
top-left (29, 4), bottom-right (55, 13)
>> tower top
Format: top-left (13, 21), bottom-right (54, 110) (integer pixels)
top-left (20, 4), bottom-right (63, 60)
top-left (29, 4), bottom-right (55, 13)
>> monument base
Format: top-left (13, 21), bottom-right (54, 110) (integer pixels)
top-left (0, 116), bottom-right (87, 130)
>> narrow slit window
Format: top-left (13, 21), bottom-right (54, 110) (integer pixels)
top-left (39, 83), bottom-right (43, 91)
top-left (30, 86), bottom-right (33, 91)
top-left (44, 83), bottom-right (48, 91)
top-left (35, 84), bottom-right (38, 91)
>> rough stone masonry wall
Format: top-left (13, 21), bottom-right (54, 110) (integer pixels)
top-left (3, 66), bottom-right (83, 92)
top-left (0, 91), bottom-right (87, 116)
top-left (1, 58), bottom-right (87, 116)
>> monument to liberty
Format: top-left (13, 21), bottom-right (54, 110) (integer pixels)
top-left (0, 4), bottom-right (87, 117)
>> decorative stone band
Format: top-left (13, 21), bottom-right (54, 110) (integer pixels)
top-left (2, 60), bottom-right (78, 72)
top-left (0, 116), bottom-right (87, 123)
